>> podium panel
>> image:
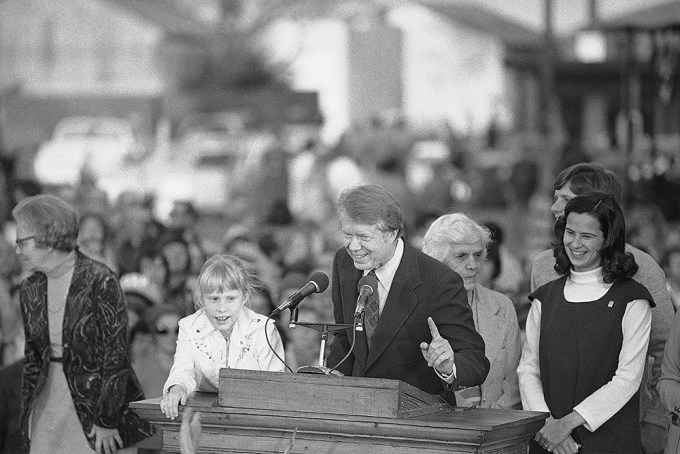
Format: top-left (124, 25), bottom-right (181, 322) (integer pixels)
top-left (218, 369), bottom-right (449, 418)
top-left (131, 371), bottom-right (547, 454)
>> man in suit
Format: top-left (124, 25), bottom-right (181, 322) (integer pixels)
top-left (326, 184), bottom-right (489, 405)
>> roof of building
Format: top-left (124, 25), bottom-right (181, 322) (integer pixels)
top-left (104, 0), bottom-right (544, 50)
top-left (103, 0), bottom-right (214, 39)
top-left (413, 0), bottom-right (543, 49)
top-left (601, 0), bottom-right (680, 31)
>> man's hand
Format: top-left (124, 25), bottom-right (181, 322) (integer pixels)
top-left (180, 408), bottom-right (202, 454)
top-left (641, 422), bottom-right (666, 454)
top-left (88, 424), bottom-right (123, 454)
top-left (161, 385), bottom-right (189, 420)
top-left (420, 317), bottom-right (454, 376)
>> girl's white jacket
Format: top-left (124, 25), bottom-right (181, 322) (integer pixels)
top-left (163, 306), bottom-right (285, 395)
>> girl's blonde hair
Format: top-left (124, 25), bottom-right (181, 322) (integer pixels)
top-left (194, 254), bottom-right (263, 310)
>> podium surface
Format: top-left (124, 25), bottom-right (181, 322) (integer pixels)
top-left (132, 370), bottom-right (547, 453)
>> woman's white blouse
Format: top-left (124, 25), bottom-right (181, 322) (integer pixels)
top-left (163, 306), bottom-right (286, 395)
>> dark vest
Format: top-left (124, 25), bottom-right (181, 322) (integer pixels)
top-left (529, 276), bottom-right (653, 454)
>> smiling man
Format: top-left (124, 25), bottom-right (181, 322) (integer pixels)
top-left (530, 162), bottom-right (673, 454)
top-left (326, 184), bottom-right (489, 405)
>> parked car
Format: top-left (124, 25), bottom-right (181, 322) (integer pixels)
top-left (33, 116), bottom-right (144, 186)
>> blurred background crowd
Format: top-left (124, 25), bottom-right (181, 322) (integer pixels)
top-left (1, 0), bottom-right (680, 403)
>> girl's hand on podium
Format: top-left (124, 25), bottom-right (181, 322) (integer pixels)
top-left (161, 385), bottom-right (188, 420)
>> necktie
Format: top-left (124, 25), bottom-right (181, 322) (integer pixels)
top-left (364, 270), bottom-right (379, 347)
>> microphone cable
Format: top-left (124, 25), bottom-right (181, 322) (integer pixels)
top-left (264, 316), bottom-right (294, 373)
top-left (326, 315), bottom-right (360, 375)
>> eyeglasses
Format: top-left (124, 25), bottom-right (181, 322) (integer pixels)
top-left (15, 236), bottom-right (35, 248)
top-left (155, 324), bottom-right (180, 335)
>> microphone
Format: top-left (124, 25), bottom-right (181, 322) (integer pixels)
top-left (354, 274), bottom-right (378, 331)
top-left (270, 271), bottom-right (329, 317)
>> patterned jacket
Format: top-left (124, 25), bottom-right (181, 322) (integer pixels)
top-left (19, 251), bottom-right (154, 453)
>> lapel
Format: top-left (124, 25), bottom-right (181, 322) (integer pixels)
top-left (365, 242), bottom-right (420, 369)
top-left (23, 272), bottom-right (49, 351)
top-left (474, 284), bottom-right (504, 364)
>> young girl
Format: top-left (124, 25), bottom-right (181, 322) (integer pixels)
top-left (160, 254), bottom-right (285, 419)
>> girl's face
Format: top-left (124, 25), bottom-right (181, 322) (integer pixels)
top-left (563, 212), bottom-right (605, 273)
top-left (201, 287), bottom-right (247, 336)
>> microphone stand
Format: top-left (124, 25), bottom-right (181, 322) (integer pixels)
top-left (289, 308), bottom-right (350, 375)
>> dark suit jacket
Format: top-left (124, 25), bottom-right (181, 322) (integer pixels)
top-left (19, 251), bottom-right (154, 453)
top-left (326, 241), bottom-right (489, 404)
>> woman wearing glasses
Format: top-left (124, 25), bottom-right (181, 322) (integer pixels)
top-left (13, 194), bottom-right (153, 454)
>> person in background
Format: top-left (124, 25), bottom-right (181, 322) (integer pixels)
top-left (325, 184), bottom-right (489, 405)
top-left (159, 232), bottom-right (196, 317)
top-left (0, 235), bottom-right (21, 365)
top-left (661, 245), bottom-right (680, 313)
top-left (120, 272), bottom-right (165, 363)
top-left (530, 162), bottom-right (673, 454)
top-left (13, 194), bottom-right (153, 453)
top-left (422, 213), bottom-right (521, 409)
top-left (138, 247), bottom-right (171, 301)
top-left (481, 221), bottom-right (524, 296)
top-left (167, 201), bottom-right (206, 276)
top-left (77, 211), bottom-right (118, 273)
top-left (0, 359), bottom-right (21, 454)
top-left (658, 308), bottom-right (680, 453)
top-left (160, 254), bottom-right (285, 420)
top-left (132, 305), bottom-right (183, 399)
top-left (520, 192), bottom-right (653, 453)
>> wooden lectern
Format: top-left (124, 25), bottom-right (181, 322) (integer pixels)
top-left (131, 369), bottom-right (547, 453)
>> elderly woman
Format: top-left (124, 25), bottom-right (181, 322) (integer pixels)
top-left (14, 195), bottom-right (153, 454)
top-left (421, 213), bottom-right (521, 409)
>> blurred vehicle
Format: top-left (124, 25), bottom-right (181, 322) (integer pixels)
top-left (33, 116), bottom-right (145, 186)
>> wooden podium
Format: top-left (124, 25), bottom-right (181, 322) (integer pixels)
top-left (131, 369), bottom-right (547, 453)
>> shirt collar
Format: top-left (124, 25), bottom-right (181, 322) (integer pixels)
top-left (365, 237), bottom-right (404, 291)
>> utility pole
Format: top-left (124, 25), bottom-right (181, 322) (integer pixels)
top-left (539, 0), bottom-right (558, 191)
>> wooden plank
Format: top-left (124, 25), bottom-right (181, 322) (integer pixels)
top-left (218, 369), bottom-right (445, 418)
top-left (131, 396), bottom-right (546, 447)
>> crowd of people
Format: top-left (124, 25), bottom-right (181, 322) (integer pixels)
top-left (3, 158), bottom-right (680, 454)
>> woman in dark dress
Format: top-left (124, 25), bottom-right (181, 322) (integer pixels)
top-left (518, 192), bottom-right (654, 454)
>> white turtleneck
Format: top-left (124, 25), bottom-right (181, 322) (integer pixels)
top-left (517, 267), bottom-right (652, 432)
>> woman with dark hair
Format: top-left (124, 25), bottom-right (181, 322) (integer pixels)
top-left (13, 194), bottom-right (153, 453)
top-left (518, 192), bottom-right (654, 454)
